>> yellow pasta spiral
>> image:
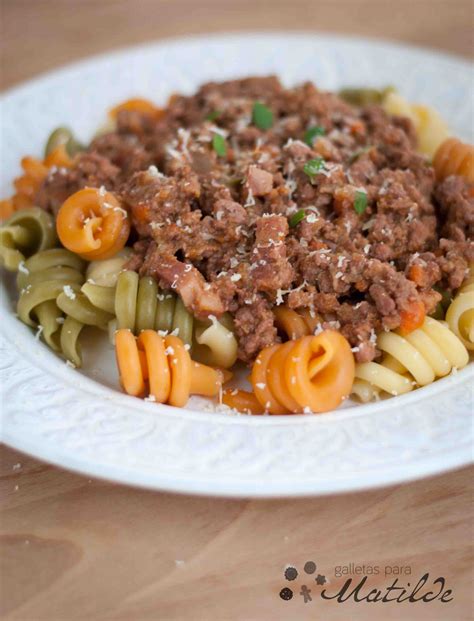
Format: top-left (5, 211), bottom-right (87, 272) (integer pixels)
top-left (446, 265), bottom-right (474, 351)
top-left (353, 317), bottom-right (469, 402)
top-left (382, 91), bottom-right (450, 158)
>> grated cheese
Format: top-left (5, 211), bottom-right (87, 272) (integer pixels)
top-left (62, 285), bottom-right (76, 300)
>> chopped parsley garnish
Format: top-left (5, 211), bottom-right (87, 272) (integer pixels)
top-left (252, 102), bottom-right (273, 130)
top-left (304, 126), bottom-right (325, 146)
top-left (212, 133), bottom-right (227, 157)
top-left (206, 110), bottom-right (221, 121)
top-left (303, 157), bottom-right (325, 179)
top-left (289, 209), bottom-right (306, 227)
top-left (354, 190), bottom-right (368, 215)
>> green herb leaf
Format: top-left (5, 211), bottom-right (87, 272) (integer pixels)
top-left (206, 110), bottom-right (221, 121)
top-left (289, 209), bottom-right (306, 227)
top-left (252, 102), bottom-right (273, 130)
top-left (212, 133), bottom-right (227, 157)
top-left (303, 157), bottom-right (325, 179)
top-left (354, 190), bottom-right (368, 215)
top-left (304, 126), bottom-right (325, 146)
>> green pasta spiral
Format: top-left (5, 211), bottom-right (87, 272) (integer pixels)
top-left (81, 270), bottom-right (195, 346)
top-left (16, 248), bottom-right (87, 366)
top-left (0, 208), bottom-right (58, 271)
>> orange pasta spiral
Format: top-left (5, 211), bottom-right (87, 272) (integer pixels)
top-left (223, 331), bottom-right (355, 415)
top-left (273, 306), bottom-right (320, 339)
top-left (109, 98), bottom-right (163, 120)
top-left (0, 145), bottom-right (73, 220)
top-left (115, 329), bottom-right (226, 407)
top-left (56, 187), bottom-right (130, 260)
top-left (433, 137), bottom-right (474, 184)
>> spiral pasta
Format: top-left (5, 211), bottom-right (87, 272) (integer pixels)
top-left (79, 270), bottom-right (195, 345)
top-left (15, 248), bottom-right (87, 365)
top-left (109, 98), bottom-right (162, 119)
top-left (273, 306), bottom-right (321, 340)
top-left (85, 248), bottom-right (133, 286)
top-left (0, 208), bottom-right (58, 271)
top-left (446, 265), bottom-right (474, 351)
top-left (433, 137), bottom-right (474, 183)
top-left (224, 331), bottom-right (355, 414)
top-left (44, 127), bottom-right (84, 159)
top-left (56, 187), bottom-right (130, 260)
top-left (0, 146), bottom-right (73, 220)
top-left (353, 317), bottom-right (469, 402)
top-left (115, 329), bottom-right (226, 406)
top-left (382, 91), bottom-right (450, 158)
top-left (192, 314), bottom-right (238, 369)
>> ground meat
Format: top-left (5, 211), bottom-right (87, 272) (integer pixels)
top-left (234, 296), bottom-right (278, 362)
top-left (121, 164), bottom-right (201, 237)
top-left (36, 153), bottom-right (120, 214)
top-left (139, 246), bottom-right (224, 319)
top-left (246, 165), bottom-right (273, 196)
top-left (33, 75), bottom-right (473, 364)
top-left (250, 215), bottom-right (294, 295)
top-left (435, 175), bottom-right (474, 241)
top-left (90, 133), bottom-right (153, 178)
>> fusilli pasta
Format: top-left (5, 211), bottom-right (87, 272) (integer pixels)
top-left (353, 317), bottom-right (469, 402)
top-left (15, 248), bottom-right (87, 365)
top-left (81, 270), bottom-right (196, 345)
top-left (193, 314), bottom-right (238, 369)
top-left (446, 265), bottom-right (474, 351)
top-left (382, 91), bottom-right (450, 158)
top-left (115, 329), bottom-right (225, 407)
top-left (0, 208), bottom-right (58, 271)
top-left (224, 331), bottom-right (355, 414)
top-left (433, 137), bottom-right (474, 184)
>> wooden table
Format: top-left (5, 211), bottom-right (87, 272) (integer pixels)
top-left (1, 2), bottom-right (473, 619)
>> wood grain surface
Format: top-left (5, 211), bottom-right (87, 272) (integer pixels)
top-left (1, 1), bottom-right (473, 619)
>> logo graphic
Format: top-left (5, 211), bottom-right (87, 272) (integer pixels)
top-left (278, 561), bottom-right (454, 605)
top-left (279, 561), bottom-right (327, 603)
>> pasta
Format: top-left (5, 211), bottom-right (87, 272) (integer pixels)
top-left (273, 307), bottom-right (311, 339)
top-left (115, 329), bottom-right (226, 407)
top-left (353, 317), bottom-right (469, 401)
top-left (81, 270), bottom-right (196, 345)
top-left (109, 98), bottom-right (162, 119)
top-left (192, 314), bottom-right (238, 369)
top-left (223, 331), bottom-right (355, 414)
top-left (382, 91), bottom-right (450, 158)
top-left (433, 137), bottom-right (474, 184)
top-left (56, 289), bottom-right (114, 329)
top-left (446, 265), bottom-right (474, 351)
top-left (85, 248), bottom-right (132, 286)
top-left (44, 127), bottom-right (84, 158)
top-left (0, 146), bottom-right (72, 219)
top-left (0, 208), bottom-right (58, 271)
top-left (15, 248), bottom-right (87, 362)
top-left (56, 188), bottom-right (130, 260)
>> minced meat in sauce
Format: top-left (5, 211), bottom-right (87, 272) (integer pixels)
top-left (36, 76), bottom-right (474, 363)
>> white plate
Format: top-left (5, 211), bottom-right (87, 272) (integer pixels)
top-left (1, 33), bottom-right (473, 497)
